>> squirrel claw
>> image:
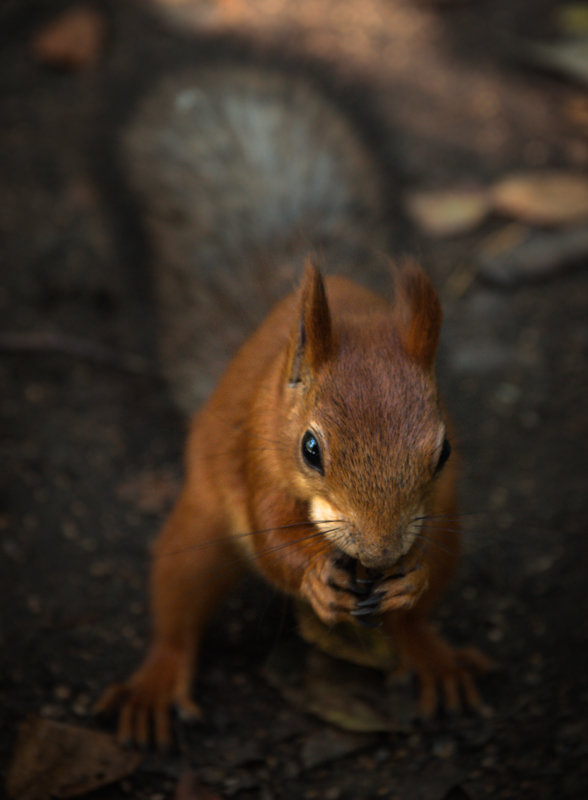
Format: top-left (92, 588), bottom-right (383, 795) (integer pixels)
top-left (352, 592), bottom-right (384, 615)
top-left (328, 577), bottom-right (370, 597)
top-left (95, 644), bottom-right (198, 751)
top-left (93, 683), bottom-right (127, 717)
top-left (176, 697), bottom-right (204, 724)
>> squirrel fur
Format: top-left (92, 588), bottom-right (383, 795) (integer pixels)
top-left (97, 64), bottom-right (490, 749)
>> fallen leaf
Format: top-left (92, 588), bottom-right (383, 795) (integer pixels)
top-left (30, 5), bottom-right (107, 70)
top-left (300, 728), bottom-right (373, 770)
top-left (303, 674), bottom-right (402, 732)
top-left (491, 170), bottom-right (588, 226)
top-left (524, 37), bottom-right (588, 87)
top-left (477, 222), bottom-right (531, 261)
top-left (6, 716), bottom-right (142, 800)
top-left (478, 223), bottom-right (588, 286)
top-left (405, 187), bottom-right (491, 237)
top-left (296, 600), bottom-right (398, 670)
top-left (264, 637), bottom-right (411, 734)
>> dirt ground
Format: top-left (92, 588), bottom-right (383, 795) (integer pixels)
top-left (1, 1), bottom-right (587, 799)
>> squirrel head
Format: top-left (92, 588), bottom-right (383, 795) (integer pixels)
top-left (280, 259), bottom-right (451, 571)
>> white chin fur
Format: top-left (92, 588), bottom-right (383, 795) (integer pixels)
top-left (310, 498), bottom-right (424, 563)
top-left (401, 508), bottom-right (424, 555)
top-left (309, 497), bottom-right (358, 557)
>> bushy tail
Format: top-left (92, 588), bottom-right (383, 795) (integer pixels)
top-left (124, 65), bottom-right (390, 413)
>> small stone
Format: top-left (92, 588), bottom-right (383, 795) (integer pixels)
top-left (40, 704), bottom-right (61, 718)
top-left (90, 560), bottom-right (112, 577)
top-left (72, 693), bottom-right (91, 716)
top-left (27, 595), bottom-right (41, 614)
top-left (432, 736), bottom-right (457, 759)
top-left (62, 520), bottom-right (79, 541)
top-left (3, 539), bottom-right (26, 563)
top-left (54, 685), bottom-right (72, 700)
top-left (487, 627), bottom-right (504, 643)
top-left (494, 382), bottom-right (521, 406)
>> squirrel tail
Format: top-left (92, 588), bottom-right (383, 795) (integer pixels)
top-left (123, 64), bottom-right (393, 413)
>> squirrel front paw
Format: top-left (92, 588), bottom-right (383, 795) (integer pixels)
top-left (351, 562), bottom-right (430, 621)
top-left (301, 552), bottom-right (375, 626)
top-left (301, 553), bottom-right (430, 627)
top-left (94, 643), bottom-right (201, 750)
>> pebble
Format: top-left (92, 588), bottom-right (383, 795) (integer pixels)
top-left (72, 693), bottom-right (90, 716)
top-left (3, 539), bottom-right (26, 563)
top-left (54, 684), bottom-right (72, 700)
top-left (26, 595), bottom-right (41, 614)
top-left (81, 537), bottom-right (97, 553)
top-left (40, 704), bottom-right (62, 718)
top-left (62, 520), bottom-right (79, 541)
top-left (90, 560), bottom-right (112, 577)
top-left (487, 627), bottom-right (504, 643)
top-left (432, 736), bottom-right (457, 759)
top-left (494, 382), bottom-right (521, 407)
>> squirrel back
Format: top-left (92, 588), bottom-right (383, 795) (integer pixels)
top-left (123, 65), bottom-right (394, 412)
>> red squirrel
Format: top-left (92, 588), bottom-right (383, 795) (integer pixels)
top-left (97, 258), bottom-right (490, 749)
top-left (96, 63), bottom-right (490, 748)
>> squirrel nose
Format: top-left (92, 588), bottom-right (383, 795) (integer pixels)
top-left (357, 540), bottom-right (402, 571)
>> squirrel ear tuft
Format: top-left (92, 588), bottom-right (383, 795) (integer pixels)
top-left (394, 259), bottom-right (442, 370)
top-left (287, 258), bottom-right (333, 386)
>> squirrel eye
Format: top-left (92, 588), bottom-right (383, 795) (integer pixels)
top-left (301, 430), bottom-right (324, 474)
top-left (435, 437), bottom-right (452, 475)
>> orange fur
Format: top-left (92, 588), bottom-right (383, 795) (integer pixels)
top-left (96, 260), bottom-right (490, 748)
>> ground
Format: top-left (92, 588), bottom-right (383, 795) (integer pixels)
top-left (1, 1), bottom-right (588, 799)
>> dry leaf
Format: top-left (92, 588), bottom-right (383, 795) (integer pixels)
top-left (264, 637), bottom-right (411, 734)
top-left (300, 728), bottom-right (373, 770)
top-left (491, 171), bottom-right (588, 226)
top-left (524, 37), bottom-right (588, 87)
top-left (296, 601), bottom-right (398, 670)
top-left (30, 5), bottom-right (107, 70)
top-left (405, 188), bottom-right (491, 237)
top-left (302, 675), bottom-right (399, 732)
top-left (6, 716), bottom-right (142, 800)
top-left (478, 223), bottom-right (588, 286)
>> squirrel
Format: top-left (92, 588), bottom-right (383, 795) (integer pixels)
top-left (96, 62), bottom-right (490, 749)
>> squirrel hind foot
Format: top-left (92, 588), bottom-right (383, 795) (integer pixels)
top-left (94, 645), bottom-right (202, 751)
top-left (388, 621), bottom-right (494, 720)
top-left (417, 644), bottom-right (495, 720)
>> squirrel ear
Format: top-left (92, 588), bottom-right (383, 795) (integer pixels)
top-left (287, 259), bottom-right (333, 386)
top-left (394, 259), bottom-right (442, 370)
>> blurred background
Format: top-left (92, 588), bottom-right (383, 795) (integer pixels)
top-left (1, 2), bottom-right (587, 799)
